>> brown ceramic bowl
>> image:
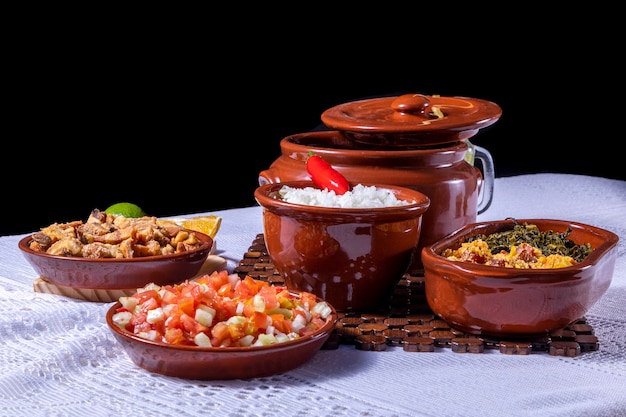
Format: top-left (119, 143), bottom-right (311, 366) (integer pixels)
top-left (421, 218), bottom-right (619, 337)
top-left (254, 180), bottom-right (431, 312)
top-left (105, 294), bottom-right (337, 380)
top-left (18, 232), bottom-right (213, 290)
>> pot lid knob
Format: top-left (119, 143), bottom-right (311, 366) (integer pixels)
top-left (390, 94), bottom-right (434, 118)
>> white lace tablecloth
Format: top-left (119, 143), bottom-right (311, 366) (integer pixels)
top-left (1, 174), bottom-right (625, 417)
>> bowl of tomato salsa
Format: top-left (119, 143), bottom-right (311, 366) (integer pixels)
top-left (106, 270), bottom-right (338, 380)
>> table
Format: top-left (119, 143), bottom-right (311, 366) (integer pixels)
top-left (1, 173), bottom-right (625, 417)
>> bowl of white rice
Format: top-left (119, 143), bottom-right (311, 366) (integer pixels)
top-left (254, 181), bottom-right (430, 311)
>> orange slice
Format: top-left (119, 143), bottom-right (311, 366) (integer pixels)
top-left (177, 216), bottom-right (222, 239)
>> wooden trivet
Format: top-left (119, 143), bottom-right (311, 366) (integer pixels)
top-left (34, 254), bottom-right (227, 302)
top-left (234, 234), bottom-right (599, 357)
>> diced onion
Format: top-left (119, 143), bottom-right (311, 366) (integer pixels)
top-left (194, 332), bottom-right (212, 347)
top-left (146, 308), bottom-right (165, 324)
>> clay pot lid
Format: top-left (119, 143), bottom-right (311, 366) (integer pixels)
top-left (321, 93), bottom-right (502, 147)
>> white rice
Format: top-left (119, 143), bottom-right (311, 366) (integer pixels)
top-left (278, 184), bottom-right (415, 208)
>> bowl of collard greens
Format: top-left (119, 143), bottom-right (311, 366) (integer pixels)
top-left (421, 218), bottom-right (619, 337)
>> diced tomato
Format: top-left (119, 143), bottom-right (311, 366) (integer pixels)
top-left (164, 327), bottom-right (184, 345)
top-left (227, 322), bottom-right (246, 341)
top-left (211, 321), bottom-right (230, 346)
top-left (217, 282), bottom-right (233, 297)
top-left (160, 288), bottom-right (179, 305)
top-left (199, 286), bottom-right (218, 305)
top-left (247, 311), bottom-right (269, 334)
top-left (140, 297), bottom-right (159, 312)
top-left (310, 316), bottom-right (326, 329)
top-left (258, 285), bottom-right (279, 310)
top-left (130, 310), bottom-right (148, 327)
top-left (270, 313), bottom-right (291, 334)
top-left (208, 270), bottom-right (231, 291)
top-left (213, 297), bottom-right (238, 322)
top-left (300, 292), bottom-right (318, 309)
top-left (177, 293), bottom-right (196, 317)
top-left (166, 308), bottom-right (182, 329)
top-left (118, 274), bottom-right (330, 347)
top-left (179, 313), bottom-right (208, 337)
top-left (239, 301), bottom-right (253, 318)
top-left (132, 320), bottom-right (153, 334)
top-left (234, 275), bottom-right (265, 298)
top-left (134, 289), bottom-right (160, 305)
top-left (194, 274), bottom-right (210, 286)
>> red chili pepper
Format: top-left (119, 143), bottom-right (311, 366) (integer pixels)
top-left (306, 151), bottom-right (351, 195)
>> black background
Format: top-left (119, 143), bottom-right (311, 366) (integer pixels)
top-left (3, 16), bottom-right (622, 235)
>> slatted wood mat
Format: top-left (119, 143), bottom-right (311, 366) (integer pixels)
top-left (234, 234), bottom-right (600, 357)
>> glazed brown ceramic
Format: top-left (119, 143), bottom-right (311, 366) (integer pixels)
top-left (254, 180), bottom-right (430, 311)
top-left (421, 218), bottom-right (619, 337)
top-left (106, 295), bottom-right (337, 380)
top-left (259, 93), bottom-right (499, 271)
top-left (18, 232), bottom-right (213, 289)
top-left (321, 93), bottom-right (502, 147)
top-left (259, 131), bottom-right (494, 271)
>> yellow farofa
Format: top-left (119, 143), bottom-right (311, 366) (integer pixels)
top-left (443, 240), bottom-right (577, 269)
top-left (534, 254), bottom-right (577, 269)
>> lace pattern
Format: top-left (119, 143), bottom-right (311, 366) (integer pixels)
top-left (1, 174), bottom-right (625, 417)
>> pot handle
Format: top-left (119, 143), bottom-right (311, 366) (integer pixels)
top-left (473, 145), bottom-right (495, 214)
top-left (258, 170), bottom-right (273, 186)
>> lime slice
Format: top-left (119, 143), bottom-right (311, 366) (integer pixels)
top-left (104, 202), bottom-right (147, 218)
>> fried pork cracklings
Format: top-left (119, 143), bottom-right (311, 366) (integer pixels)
top-left (28, 209), bottom-right (204, 259)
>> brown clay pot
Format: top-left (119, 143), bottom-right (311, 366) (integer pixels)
top-left (259, 94), bottom-right (501, 271)
top-left (254, 180), bottom-right (430, 311)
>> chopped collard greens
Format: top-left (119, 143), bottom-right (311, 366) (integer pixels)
top-left (467, 219), bottom-right (593, 263)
